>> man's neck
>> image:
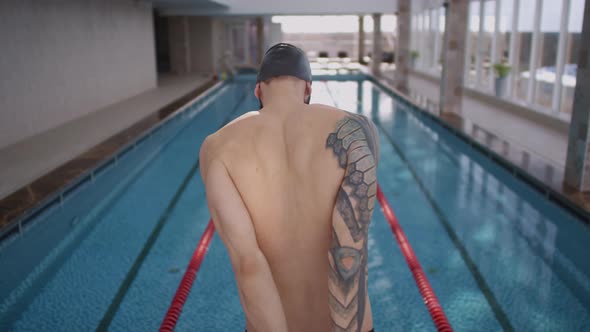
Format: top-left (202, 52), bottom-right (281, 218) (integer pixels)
top-left (260, 95), bottom-right (306, 113)
top-left (259, 78), bottom-right (307, 114)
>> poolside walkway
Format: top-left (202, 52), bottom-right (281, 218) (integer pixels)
top-left (398, 69), bottom-right (570, 168)
top-left (0, 73), bottom-right (213, 228)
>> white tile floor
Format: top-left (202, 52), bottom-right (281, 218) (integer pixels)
top-left (0, 73), bottom-right (211, 200)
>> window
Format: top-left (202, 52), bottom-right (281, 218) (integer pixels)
top-left (409, 4), bottom-right (445, 74)
top-left (464, 1), bottom-right (481, 87)
top-left (436, 7), bottom-right (446, 73)
top-left (473, 0), bottom-right (585, 114)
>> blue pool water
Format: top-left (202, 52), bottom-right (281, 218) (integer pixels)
top-left (1, 75), bottom-right (589, 331)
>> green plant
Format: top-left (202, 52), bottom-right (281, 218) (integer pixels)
top-left (410, 50), bottom-right (419, 60)
top-left (493, 62), bottom-right (512, 78)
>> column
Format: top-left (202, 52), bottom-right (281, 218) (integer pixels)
top-left (244, 20), bottom-right (251, 66)
top-left (358, 15), bottom-right (366, 63)
top-left (371, 13), bottom-right (383, 77)
top-left (439, 0), bottom-right (469, 115)
top-left (564, 0), bottom-right (590, 191)
top-left (168, 17), bottom-right (190, 74)
top-left (394, 0), bottom-right (411, 93)
top-left (357, 81), bottom-right (364, 114)
top-left (371, 87), bottom-right (380, 118)
top-left (256, 16), bottom-right (265, 65)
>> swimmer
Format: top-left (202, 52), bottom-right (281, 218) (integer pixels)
top-left (200, 43), bottom-right (379, 332)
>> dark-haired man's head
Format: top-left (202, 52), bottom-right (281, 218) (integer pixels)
top-left (255, 43), bottom-right (312, 108)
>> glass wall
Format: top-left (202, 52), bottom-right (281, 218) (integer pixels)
top-left (410, 2), bottom-right (445, 73)
top-left (513, 0), bottom-right (535, 102)
top-left (270, 15), bottom-right (396, 66)
top-left (464, 1), bottom-right (479, 87)
top-left (477, 0), bottom-right (496, 91)
top-left (477, 0), bottom-right (583, 114)
top-left (411, 0), bottom-right (583, 115)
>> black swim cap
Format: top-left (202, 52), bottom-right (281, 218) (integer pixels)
top-left (257, 43), bottom-right (312, 83)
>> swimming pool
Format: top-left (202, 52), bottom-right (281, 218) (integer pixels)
top-left (1, 74), bottom-right (589, 331)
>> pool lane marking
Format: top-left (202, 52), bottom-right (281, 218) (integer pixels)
top-left (376, 184), bottom-right (453, 332)
top-left (376, 121), bottom-right (515, 332)
top-left (160, 220), bottom-right (215, 332)
top-left (96, 158), bottom-right (203, 332)
top-left (96, 84), bottom-right (250, 332)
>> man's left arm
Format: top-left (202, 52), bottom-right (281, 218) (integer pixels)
top-left (200, 140), bottom-right (288, 332)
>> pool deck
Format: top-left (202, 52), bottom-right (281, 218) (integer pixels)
top-left (0, 73), bottom-right (214, 231)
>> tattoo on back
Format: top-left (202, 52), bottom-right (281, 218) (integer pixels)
top-left (326, 114), bottom-right (378, 332)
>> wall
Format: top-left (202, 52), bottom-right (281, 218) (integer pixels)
top-left (0, 0), bottom-right (157, 149)
top-left (158, 0), bottom-right (397, 15)
top-left (168, 16), bottom-right (227, 75)
top-left (188, 17), bottom-right (214, 73)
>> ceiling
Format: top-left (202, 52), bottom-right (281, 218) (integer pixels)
top-left (151, 0), bottom-right (399, 16)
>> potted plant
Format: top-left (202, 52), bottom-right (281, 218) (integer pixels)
top-left (493, 62), bottom-right (511, 97)
top-left (410, 50), bottom-right (419, 68)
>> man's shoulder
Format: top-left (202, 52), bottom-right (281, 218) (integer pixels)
top-left (201, 111), bottom-right (260, 161)
top-left (224, 110), bottom-right (261, 128)
top-left (308, 104), bottom-right (375, 131)
top-left (307, 103), bottom-right (346, 117)
top-left (205, 111), bottom-right (260, 145)
top-left (303, 104), bottom-right (356, 128)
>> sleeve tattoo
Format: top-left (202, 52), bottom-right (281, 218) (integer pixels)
top-left (326, 114), bottom-right (379, 332)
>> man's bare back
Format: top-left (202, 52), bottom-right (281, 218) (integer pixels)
top-left (200, 41), bottom-right (378, 332)
top-left (201, 99), bottom-right (379, 331)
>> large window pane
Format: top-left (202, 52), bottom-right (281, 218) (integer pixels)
top-left (478, 0), bottom-right (497, 91)
top-left (412, 14), bottom-right (419, 68)
top-left (514, 0), bottom-right (535, 102)
top-left (497, 0), bottom-right (513, 63)
top-left (465, 1), bottom-right (480, 87)
top-left (533, 0), bottom-right (563, 109)
top-left (437, 7), bottom-right (446, 73)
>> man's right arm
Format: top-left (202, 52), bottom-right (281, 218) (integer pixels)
top-left (200, 138), bottom-right (288, 332)
top-left (326, 114), bottom-right (379, 332)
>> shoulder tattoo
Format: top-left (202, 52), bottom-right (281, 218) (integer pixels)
top-left (326, 114), bottom-right (378, 332)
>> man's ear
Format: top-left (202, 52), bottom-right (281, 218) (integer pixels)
top-left (304, 82), bottom-right (312, 103)
top-left (254, 83), bottom-right (261, 100)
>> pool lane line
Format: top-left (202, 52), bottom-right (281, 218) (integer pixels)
top-left (96, 84), bottom-right (251, 332)
top-left (160, 220), bottom-right (215, 332)
top-left (376, 121), bottom-right (515, 332)
top-left (376, 184), bottom-right (453, 332)
top-left (96, 158), bottom-right (203, 332)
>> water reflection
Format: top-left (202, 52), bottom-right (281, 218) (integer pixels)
top-left (366, 78), bottom-right (590, 329)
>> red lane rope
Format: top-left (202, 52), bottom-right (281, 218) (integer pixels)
top-left (376, 184), bottom-right (453, 332)
top-left (160, 220), bottom-right (215, 332)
